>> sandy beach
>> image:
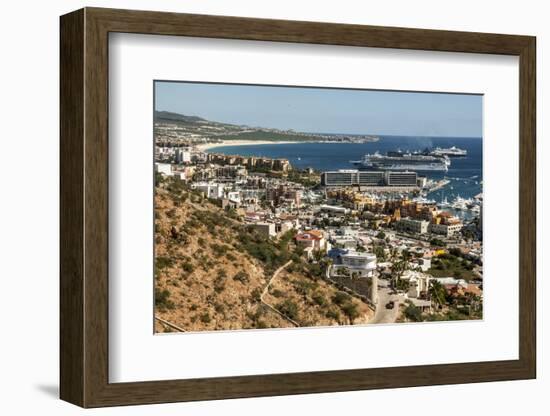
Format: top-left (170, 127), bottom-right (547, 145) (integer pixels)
top-left (196, 140), bottom-right (301, 152)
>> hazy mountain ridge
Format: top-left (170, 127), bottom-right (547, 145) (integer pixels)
top-left (154, 110), bottom-right (380, 143)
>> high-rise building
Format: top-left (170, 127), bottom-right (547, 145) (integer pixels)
top-left (321, 169), bottom-right (418, 187)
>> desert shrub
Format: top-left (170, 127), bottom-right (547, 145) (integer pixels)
top-left (307, 262), bottom-right (327, 279)
top-left (200, 313), bottom-right (211, 324)
top-left (341, 302), bottom-right (360, 324)
top-left (156, 256), bottom-right (173, 269)
top-left (181, 262), bottom-right (194, 273)
top-left (312, 292), bottom-right (327, 306)
top-left (294, 279), bottom-right (318, 296)
top-left (251, 288), bottom-right (262, 302)
top-left (404, 302), bottom-right (424, 322)
top-left (276, 299), bottom-right (299, 320)
top-left (166, 177), bottom-right (187, 194)
top-left (211, 243), bottom-right (229, 257)
top-left (331, 291), bottom-right (351, 306)
top-left (233, 271), bottom-right (250, 284)
top-left (325, 309), bottom-right (340, 321)
top-left (236, 228), bottom-right (290, 273)
top-left (214, 303), bottom-right (225, 314)
top-left (214, 276), bottom-right (226, 293)
top-left (271, 289), bottom-right (285, 298)
top-left (155, 288), bottom-right (175, 312)
top-left (255, 320), bottom-right (268, 329)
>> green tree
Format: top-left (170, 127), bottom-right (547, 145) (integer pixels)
top-left (341, 302), bottom-right (360, 324)
top-left (429, 280), bottom-right (446, 310)
top-left (373, 245), bottom-right (386, 262)
top-left (276, 299), bottom-right (299, 320)
top-left (389, 249), bottom-right (409, 290)
top-left (404, 302), bottom-right (423, 322)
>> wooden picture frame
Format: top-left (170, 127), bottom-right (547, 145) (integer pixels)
top-left (60, 7), bottom-right (536, 408)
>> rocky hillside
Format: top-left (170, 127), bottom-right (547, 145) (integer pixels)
top-left (154, 176), bottom-right (373, 333)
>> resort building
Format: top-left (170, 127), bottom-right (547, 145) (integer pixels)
top-left (396, 218), bottom-right (429, 234)
top-left (429, 221), bottom-right (463, 237)
top-left (321, 169), bottom-right (418, 188)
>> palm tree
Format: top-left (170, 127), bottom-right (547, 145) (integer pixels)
top-left (389, 248), bottom-right (409, 290)
top-left (429, 280), bottom-right (446, 310)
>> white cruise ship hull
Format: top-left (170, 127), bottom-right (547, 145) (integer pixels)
top-left (354, 163), bottom-right (448, 171)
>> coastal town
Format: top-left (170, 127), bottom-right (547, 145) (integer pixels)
top-left (154, 117), bottom-right (483, 332)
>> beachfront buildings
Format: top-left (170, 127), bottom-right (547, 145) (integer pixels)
top-left (154, 138), bottom-right (481, 324)
top-left (396, 218), bottom-right (430, 234)
top-left (429, 221), bottom-right (463, 237)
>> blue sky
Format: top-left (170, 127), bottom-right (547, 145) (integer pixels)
top-left (155, 81), bottom-right (482, 138)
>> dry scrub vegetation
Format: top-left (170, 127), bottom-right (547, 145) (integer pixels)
top-left (154, 176), bottom-right (372, 332)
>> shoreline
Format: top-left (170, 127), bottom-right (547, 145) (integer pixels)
top-left (196, 138), bottom-right (381, 152)
top-left (196, 140), bottom-right (303, 152)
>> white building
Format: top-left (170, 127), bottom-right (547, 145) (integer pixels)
top-left (173, 171), bottom-right (187, 181)
top-left (429, 222), bottom-right (463, 237)
top-left (320, 204), bottom-right (350, 215)
top-left (431, 277), bottom-right (468, 288)
top-left (332, 250), bottom-right (377, 278)
top-left (397, 218), bottom-right (429, 234)
top-left (226, 191), bottom-right (241, 204)
top-left (400, 270), bottom-right (431, 298)
top-left (417, 257), bottom-right (431, 272)
top-left (249, 222), bottom-right (277, 238)
top-left (175, 149), bottom-right (191, 163)
top-left (191, 182), bottom-right (225, 199)
top-left (155, 162), bottom-right (173, 176)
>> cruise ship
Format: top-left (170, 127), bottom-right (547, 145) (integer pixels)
top-left (352, 151), bottom-right (450, 172)
top-left (430, 146), bottom-right (467, 157)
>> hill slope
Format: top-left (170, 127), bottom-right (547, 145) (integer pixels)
top-left (154, 177), bottom-right (373, 332)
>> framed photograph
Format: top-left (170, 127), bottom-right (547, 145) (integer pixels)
top-left (60, 7), bottom-right (536, 408)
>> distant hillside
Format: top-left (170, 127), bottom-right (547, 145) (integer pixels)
top-left (154, 111), bottom-right (209, 124)
top-left (154, 110), bottom-right (379, 143)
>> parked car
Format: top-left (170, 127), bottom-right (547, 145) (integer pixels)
top-left (385, 301), bottom-right (395, 309)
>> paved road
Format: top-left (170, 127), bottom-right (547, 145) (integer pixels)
top-left (370, 279), bottom-right (403, 324)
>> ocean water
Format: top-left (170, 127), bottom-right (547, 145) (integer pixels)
top-left (211, 136), bottom-right (483, 203)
